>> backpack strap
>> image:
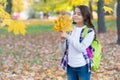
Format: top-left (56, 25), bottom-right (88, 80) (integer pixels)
top-left (80, 26), bottom-right (91, 42)
top-left (80, 26), bottom-right (94, 57)
top-left (83, 27), bottom-right (94, 37)
top-left (79, 26), bottom-right (94, 72)
top-left (83, 27), bottom-right (89, 38)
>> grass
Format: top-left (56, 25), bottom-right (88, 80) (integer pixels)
top-left (26, 24), bottom-right (54, 35)
top-left (105, 19), bottom-right (117, 30)
top-left (0, 24), bottom-right (54, 37)
top-left (0, 19), bottom-right (117, 37)
top-left (93, 19), bottom-right (117, 30)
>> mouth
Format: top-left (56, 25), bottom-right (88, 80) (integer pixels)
top-left (73, 18), bottom-right (78, 21)
top-left (73, 16), bottom-right (78, 20)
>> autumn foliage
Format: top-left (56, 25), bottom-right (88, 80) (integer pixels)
top-left (0, 0), bottom-right (26, 35)
top-left (53, 15), bottom-right (72, 32)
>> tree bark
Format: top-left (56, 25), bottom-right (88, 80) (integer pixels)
top-left (97, 0), bottom-right (106, 33)
top-left (5, 0), bottom-right (12, 14)
top-left (117, 0), bottom-right (120, 44)
top-left (89, 0), bottom-right (93, 19)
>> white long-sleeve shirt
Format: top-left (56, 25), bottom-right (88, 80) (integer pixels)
top-left (60, 25), bottom-right (95, 67)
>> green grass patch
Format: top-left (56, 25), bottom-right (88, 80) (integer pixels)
top-left (0, 19), bottom-right (117, 37)
top-left (0, 24), bottom-right (54, 37)
top-left (92, 19), bottom-right (116, 30)
top-left (105, 19), bottom-right (116, 30)
top-left (26, 24), bottom-right (54, 35)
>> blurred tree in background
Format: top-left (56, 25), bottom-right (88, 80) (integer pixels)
top-left (117, 0), bottom-right (120, 44)
top-left (5, 0), bottom-right (12, 14)
top-left (0, 0), bottom-right (27, 35)
top-left (97, 0), bottom-right (106, 33)
top-left (32, 0), bottom-right (90, 13)
top-left (97, 0), bottom-right (116, 33)
top-left (32, 0), bottom-right (114, 14)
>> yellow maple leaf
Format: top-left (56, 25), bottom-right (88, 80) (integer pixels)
top-left (53, 14), bottom-right (72, 32)
top-left (7, 21), bottom-right (26, 35)
top-left (7, 21), bottom-right (15, 32)
top-left (18, 21), bottom-right (27, 35)
top-left (13, 23), bottom-right (19, 35)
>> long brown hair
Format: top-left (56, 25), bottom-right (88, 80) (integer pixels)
top-left (73, 5), bottom-right (96, 39)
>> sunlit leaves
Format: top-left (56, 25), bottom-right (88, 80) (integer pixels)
top-left (92, 5), bottom-right (98, 11)
top-left (104, 0), bottom-right (116, 5)
top-left (93, 0), bottom-right (98, 2)
top-left (33, 0), bottom-right (55, 13)
top-left (103, 6), bottom-right (113, 14)
top-left (8, 21), bottom-right (27, 35)
top-left (0, 6), bottom-right (10, 19)
top-left (32, 0), bottom-right (115, 15)
top-left (71, 0), bottom-right (89, 7)
top-left (0, 0), bottom-right (6, 3)
top-left (0, 19), bottom-right (13, 26)
top-left (0, 0), bottom-right (27, 36)
top-left (12, 0), bottom-right (24, 13)
top-left (0, 7), bottom-right (27, 35)
top-left (54, 1), bottom-right (72, 12)
top-left (53, 15), bottom-right (72, 32)
top-left (33, 0), bottom-right (90, 13)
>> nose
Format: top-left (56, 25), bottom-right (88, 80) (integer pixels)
top-left (74, 13), bottom-right (79, 17)
top-left (74, 14), bottom-right (78, 17)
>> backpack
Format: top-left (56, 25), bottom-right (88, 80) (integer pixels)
top-left (83, 27), bottom-right (102, 71)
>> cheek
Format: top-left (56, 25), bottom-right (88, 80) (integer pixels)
top-left (78, 16), bottom-right (84, 21)
top-left (72, 15), bottom-right (84, 22)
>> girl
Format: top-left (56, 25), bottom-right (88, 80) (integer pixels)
top-left (60, 5), bottom-right (95, 80)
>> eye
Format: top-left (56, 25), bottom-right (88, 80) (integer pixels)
top-left (78, 12), bottom-right (81, 15)
top-left (73, 12), bottom-right (81, 16)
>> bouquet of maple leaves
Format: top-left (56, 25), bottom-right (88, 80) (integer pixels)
top-left (53, 15), bottom-right (72, 32)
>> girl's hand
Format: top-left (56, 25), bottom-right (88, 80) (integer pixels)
top-left (59, 31), bottom-right (68, 43)
top-left (60, 31), bottom-right (68, 39)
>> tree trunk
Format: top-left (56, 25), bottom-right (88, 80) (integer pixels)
top-left (117, 0), bottom-right (120, 44)
top-left (89, 0), bottom-right (93, 19)
top-left (5, 0), bottom-right (12, 14)
top-left (97, 0), bottom-right (106, 33)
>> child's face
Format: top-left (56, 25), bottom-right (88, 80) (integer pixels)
top-left (73, 8), bottom-right (84, 24)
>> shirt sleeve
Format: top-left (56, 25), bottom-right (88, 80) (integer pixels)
top-left (59, 39), bottom-right (67, 52)
top-left (67, 30), bottom-right (95, 53)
